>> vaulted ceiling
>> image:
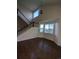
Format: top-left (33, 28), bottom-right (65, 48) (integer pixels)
top-left (17, 0), bottom-right (61, 11)
top-left (17, 0), bottom-right (61, 25)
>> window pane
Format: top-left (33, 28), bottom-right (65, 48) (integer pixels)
top-left (40, 24), bottom-right (44, 32)
top-left (45, 24), bottom-right (49, 29)
top-left (34, 9), bottom-right (39, 18)
top-left (44, 24), bottom-right (54, 34)
top-left (40, 28), bottom-right (43, 32)
top-left (45, 24), bottom-right (49, 33)
top-left (49, 29), bottom-right (53, 34)
top-left (49, 24), bottom-right (54, 29)
top-left (40, 24), bottom-right (44, 28)
top-left (49, 24), bottom-right (54, 33)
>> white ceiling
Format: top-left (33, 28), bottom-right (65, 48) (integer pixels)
top-left (17, 0), bottom-right (61, 11)
top-left (17, 0), bottom-right (61, 24)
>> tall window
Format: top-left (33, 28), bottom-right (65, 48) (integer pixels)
top-left (33, 9), bottom-right (40, 18)
top-left (39, 23), bottom-right (55, 34)
top-left (40, 24), bottom-right (44, 32)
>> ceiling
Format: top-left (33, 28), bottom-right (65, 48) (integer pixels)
top-left (17, 0), bottom-right (61, 11)
top-left (17, 0), bottom-right (61, 24)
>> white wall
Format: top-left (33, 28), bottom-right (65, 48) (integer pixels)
top-left (17, 27), bottom-right (60, 46)
top-left (17, 27), bottom-right (38, 41)
top-left (55, 19), bottom-right (61, 45)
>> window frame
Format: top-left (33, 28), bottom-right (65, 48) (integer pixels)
top-left (32, 8), bottom-right (40, 19)
top-left (39, 22), bottom-right (55, 34)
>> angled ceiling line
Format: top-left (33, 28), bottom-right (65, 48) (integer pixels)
top-left (17, 9), bottom-right (31, 24)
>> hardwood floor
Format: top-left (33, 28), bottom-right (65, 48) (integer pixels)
top-left (17, 37), bottom-right (61, 59)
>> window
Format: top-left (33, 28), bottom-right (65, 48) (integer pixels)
top-left (39, 23), bottom-right (55, 34)
top-left (40, 24), bottom-right (44, 32)
top-left (33, 9), bottom-right (40, 18)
